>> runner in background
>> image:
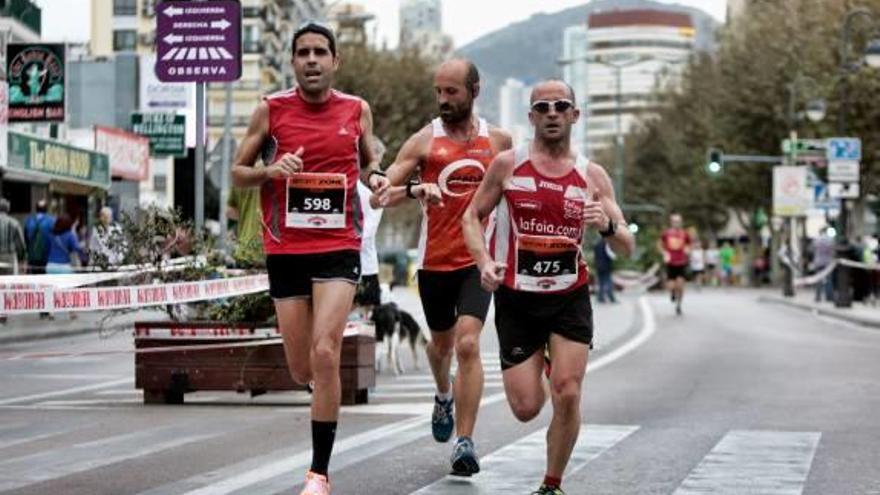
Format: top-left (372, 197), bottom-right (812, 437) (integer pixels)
top-left (659, 213), bottom-right (691, 315)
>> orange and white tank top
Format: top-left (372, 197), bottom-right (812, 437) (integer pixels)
top-left (417, 117), bottom-right (496, 271)
top-left (489, 146), bottom-right (591, 294)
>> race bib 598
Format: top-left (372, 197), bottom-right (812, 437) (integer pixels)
top-left (285, 173), bottom-right (347, 229)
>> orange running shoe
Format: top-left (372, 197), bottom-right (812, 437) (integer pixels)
top-left (299, 471), bottom-right (330, 495)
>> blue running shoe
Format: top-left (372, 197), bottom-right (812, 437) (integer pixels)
top-left (431, 395), bottom-right (454, 443)
top-left (450, 436), bottom-right (480, 476)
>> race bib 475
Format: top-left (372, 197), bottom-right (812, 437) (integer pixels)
top-left (515, 234), bottom-right (579, 292)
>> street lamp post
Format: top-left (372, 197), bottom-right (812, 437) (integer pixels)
top-left (783, 74), bottom-right (825, 297)
top-left (590, 55), bottom-right (654, 203)
top-left (835, 7), bottom-right (880, 308)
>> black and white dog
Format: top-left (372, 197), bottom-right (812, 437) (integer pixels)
top-left (370, 301), bottom-right (427, 375)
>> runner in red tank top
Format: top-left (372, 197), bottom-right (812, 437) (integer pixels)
top-left (659, 213), bottom-right (692, 316)
top-left (372, 59), bottom-right (512, 476)
top-left (462, 80), bottom-right (634, 495)
top-left (230, 22), bottom-right (387, 495)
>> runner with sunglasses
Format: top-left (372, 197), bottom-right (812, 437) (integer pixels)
top-left (373, 58), bottom-right (512, 476)
top-left (462, 80), bottom-right (634, 495)
top-left (231, 21), bottom-right (388, 495)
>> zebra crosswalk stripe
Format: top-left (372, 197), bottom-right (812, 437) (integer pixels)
top-left (412, 424), bottom-right (639, 494)
top-left (673, 430), bottom-right (821, 495)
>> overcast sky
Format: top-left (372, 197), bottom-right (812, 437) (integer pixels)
top-left (35, 0), bottom-right (727, 47)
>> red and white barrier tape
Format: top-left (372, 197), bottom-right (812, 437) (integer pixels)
top-left (0, 274), bottom-right (268, 315)
top-left (0, 256), bottom-right (204, 290)
top-left (793, 262), bottom-right (838, 287)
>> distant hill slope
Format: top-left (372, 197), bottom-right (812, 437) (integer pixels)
top-left (458, 0), bottom-right (720, 123)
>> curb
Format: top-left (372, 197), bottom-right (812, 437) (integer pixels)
top-left (759, 296), bottom-right (880, 329)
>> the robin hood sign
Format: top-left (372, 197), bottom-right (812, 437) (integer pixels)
top-left (7, 43), bottom-right (66, 123)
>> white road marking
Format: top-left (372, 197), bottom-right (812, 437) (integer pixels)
top-left (0, 377), bottom-right (133, 406)
top-left (412, 424), bottom-right (640, 494)
top-left (674, 430), bottom-right (821, 495)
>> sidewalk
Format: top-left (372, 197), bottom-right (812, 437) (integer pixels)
top-left (0, 309), bottom-right (169, 345)
top-left (759, 290), bottom-right (880, 328)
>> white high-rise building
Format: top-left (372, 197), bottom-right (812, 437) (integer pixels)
top-left (561, 25), bottom-right (589, 154)
top-left (584, 9), bottom-right (695, 158)
top-left (399, 0), bottom-right (452, 60)
top-left (499, 78), bottom-right (532, 147)
top-left (399, 0), bottom-right (441, 45)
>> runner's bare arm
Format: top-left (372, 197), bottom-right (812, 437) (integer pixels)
top-left (586, 163), bottom-right (635, 257)
top-left (231, 102), bottom-right (270, 188)
top-left (358, 101), bottom-right (385, 191)
top-left (231, 101), bottom-right (303, 188)
top-left (370, 128), bottom-right (432, 208)
top-left (463, 150), bottom-right (514, 270)
top-left (488, 126), bottom-right (514, 154)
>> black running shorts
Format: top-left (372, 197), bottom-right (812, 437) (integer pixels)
top-left (355, 273), bottom-right (381, 306)
top-left (417, 266), bottom-right (491, 332)
top-left (494, 284), bottom-right (593, 370)
top-left (666, 264), bottom-right (687, 280)
top-left (266, 250), bottom-right (360, 300)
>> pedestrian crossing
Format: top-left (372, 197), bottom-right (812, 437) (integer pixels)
top-left (0, 410), bottom-right (826, 494)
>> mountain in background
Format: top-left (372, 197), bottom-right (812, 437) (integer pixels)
top-left (458, 0), bottom-right (722, 124)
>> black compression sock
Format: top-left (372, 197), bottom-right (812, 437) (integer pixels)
top-left (310, 420), bottom-right (337, 476)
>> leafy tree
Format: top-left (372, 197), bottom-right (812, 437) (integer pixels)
top-left (624, 0), bottom-right (880, 283)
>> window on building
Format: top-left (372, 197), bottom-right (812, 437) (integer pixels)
top-left (243, 24), bottom-right (262, 53)
top-left (113, 30), bottom-right (137, 52)
top-left (113, 0), bottom-right (137, 16)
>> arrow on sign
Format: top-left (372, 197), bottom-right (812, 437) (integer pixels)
top-left (211, 19), bottom-right (232, 31)
top-left (163, 6), bottom-right (184, 17)
top-left (163, 34), bottom-right (184, 45)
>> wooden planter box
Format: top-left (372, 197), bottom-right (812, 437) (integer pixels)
top-left (133, 321), bottom-right (375, 406)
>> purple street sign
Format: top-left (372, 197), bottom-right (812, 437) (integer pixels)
top-left (155, 0), bottom-right (242, 83)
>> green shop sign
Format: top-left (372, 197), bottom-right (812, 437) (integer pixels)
top-left (6, 131), bottom-right (110, 189)
top-left (132, 112), bottom-right (186, 157)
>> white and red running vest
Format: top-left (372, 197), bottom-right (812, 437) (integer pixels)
top-left (489, 146), bottom-right (592, 294)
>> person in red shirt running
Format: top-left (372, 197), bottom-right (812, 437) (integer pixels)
top-left (462, 80), bottom-right (634, 495)
top-left (374, 58), bottom-right (512, 476)
top-left (231, 22), bottom-right (388, 495)
top-left (659, 213), bottom-right (691, 316)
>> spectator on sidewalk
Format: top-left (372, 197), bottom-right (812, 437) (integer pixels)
top-left (46, 214), bottom-right (86, 275)
top-left (719, 241), bottom-right (735, 286)
top-left (0, 198), bottom-right (26, 276)
top-left (227, 166), bottom-right (265, 268)
top-left (593, 238), bottom-right (617, 303)
top-left (705, 241), bottom-right (720, 286)
top-left (89, 207), bottom-right (125, 268)
top-left (689, 240), bottom-right (706, 287)
top-left (23, 199), bottom-right (55, 274)
top-left (811, 227), bottom-right (835, 302)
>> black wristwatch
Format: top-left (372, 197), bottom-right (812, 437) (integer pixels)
top-left (599, 218), bottom-right (616, 237)
top-left (405, 180), bottom-right (420, 199)
top-left (367, 169), bottom-right (386, 182)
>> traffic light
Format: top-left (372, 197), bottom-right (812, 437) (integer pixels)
top-left (705, 148), bottom-right (724, 175)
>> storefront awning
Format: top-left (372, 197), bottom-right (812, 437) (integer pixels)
top-left (2, 131), bottom-right (111, 190)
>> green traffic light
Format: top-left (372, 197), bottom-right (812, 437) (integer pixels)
top-left (708, 161), bottom-right (722, 174)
